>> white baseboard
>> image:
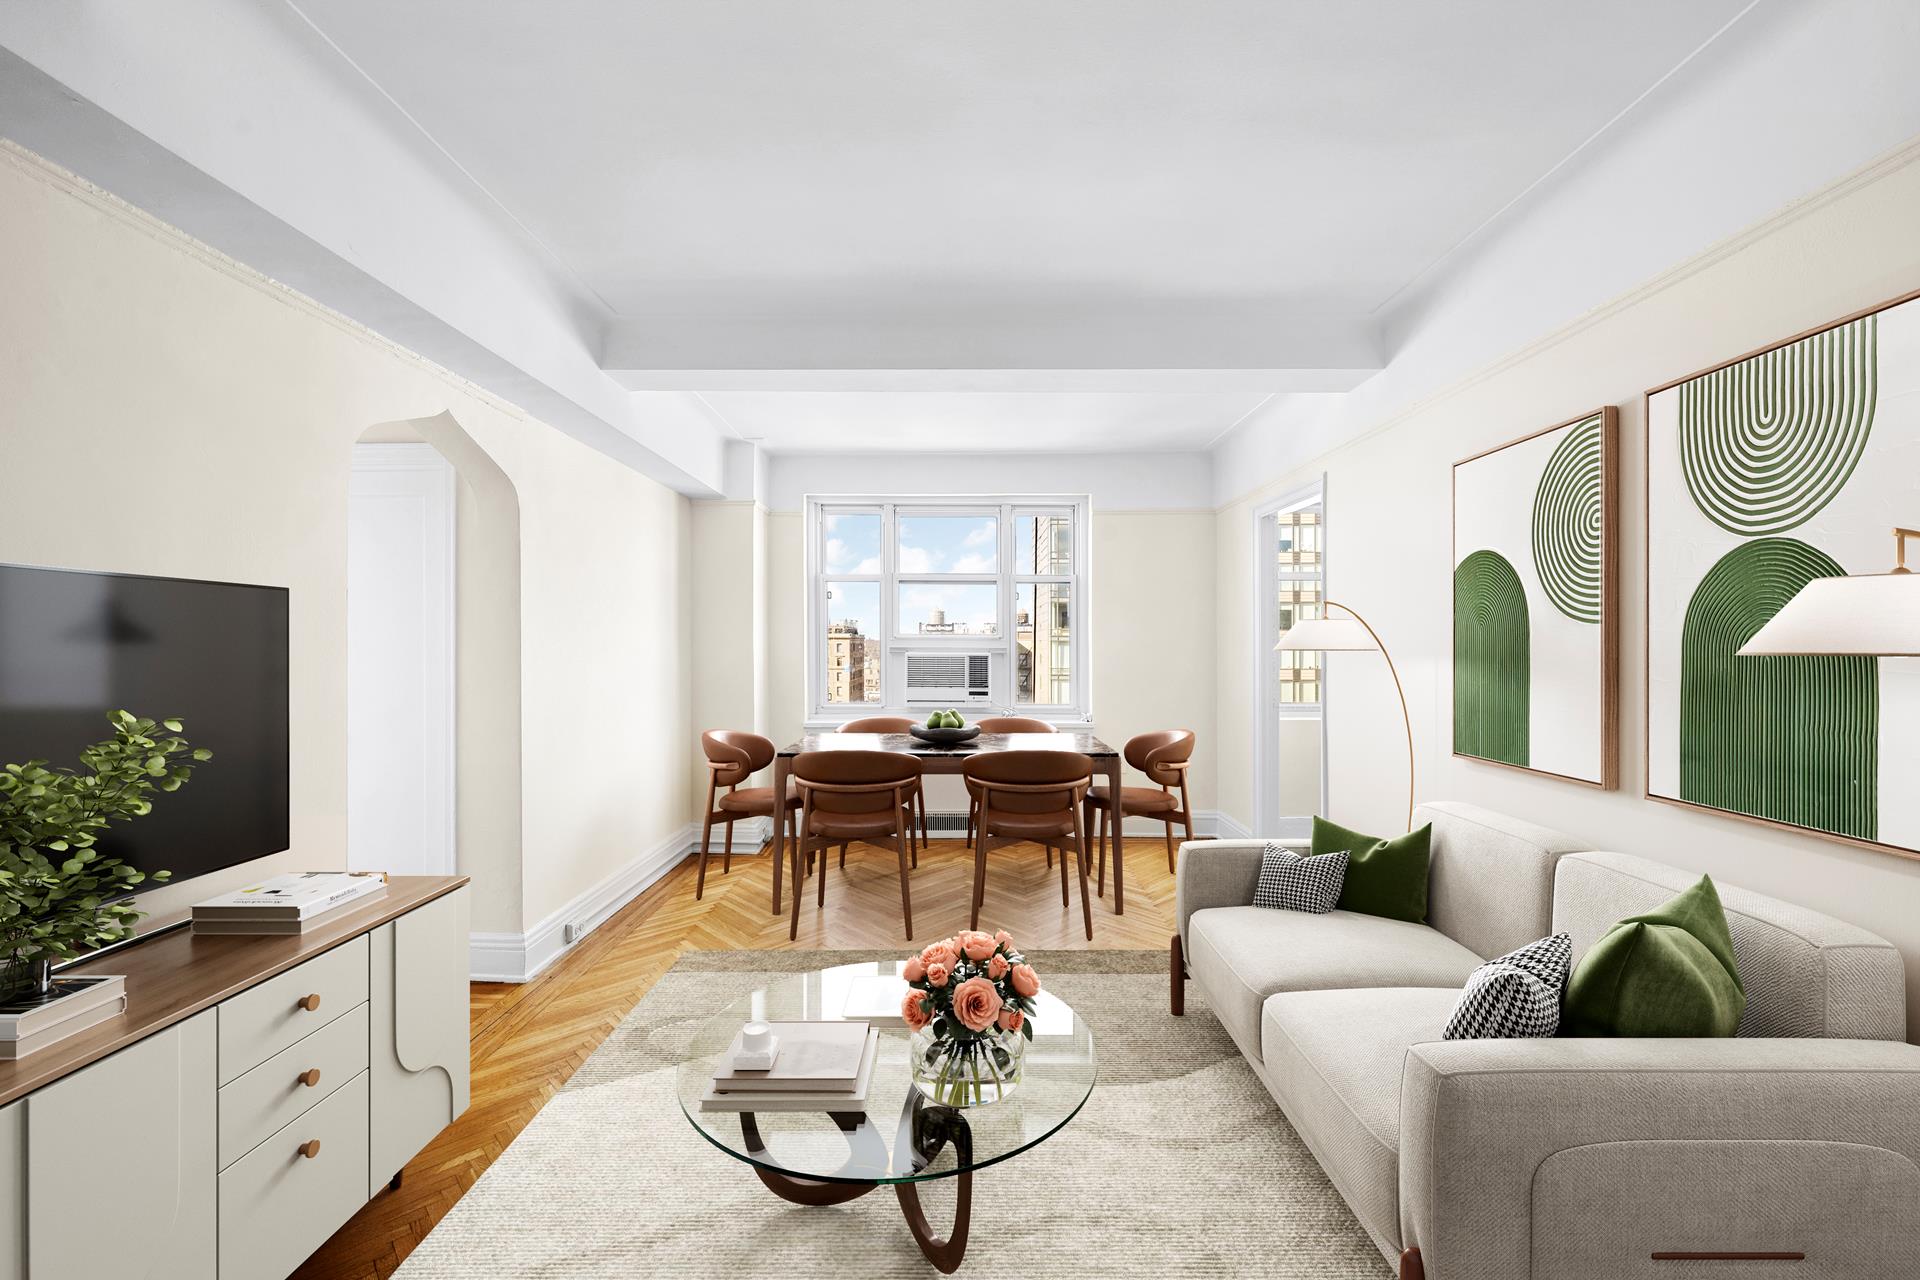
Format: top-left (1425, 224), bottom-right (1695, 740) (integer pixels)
top-left (1207, 810), bottom-right (1253, 839)
top-left (691, 815), bottom-right (772, 853)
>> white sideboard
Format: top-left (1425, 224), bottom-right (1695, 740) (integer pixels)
top-left (0, 877), bottom-right (469, 1280)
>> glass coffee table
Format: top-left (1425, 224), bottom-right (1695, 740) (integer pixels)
top-left (674, 962), bottom-right (1097, 1272)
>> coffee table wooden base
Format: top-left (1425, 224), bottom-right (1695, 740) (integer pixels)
top-left (738, 1108), bottom-right (974, 1273)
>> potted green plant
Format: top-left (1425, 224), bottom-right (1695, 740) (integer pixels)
top-left (0, 710), bottom-right (209, 1002)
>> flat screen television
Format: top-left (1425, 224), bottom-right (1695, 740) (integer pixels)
top-left (0, 563), bottom-right (290, 894)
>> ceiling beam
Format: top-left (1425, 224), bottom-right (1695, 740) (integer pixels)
top-left (601, 308), bottom-right (1383, 393)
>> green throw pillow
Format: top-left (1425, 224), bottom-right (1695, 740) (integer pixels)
top-left (1563, 875), bottom-right (1745, 1037)
top-left (1311, 816), bottom-right (1431, 923)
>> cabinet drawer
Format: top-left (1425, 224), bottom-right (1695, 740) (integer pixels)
top-left (219, 936), bottom-right (368, 1084)
top-left (219, 1070), bottom-right (370, 1280)
top-left (219, 1002), bottom-right (368, 1168)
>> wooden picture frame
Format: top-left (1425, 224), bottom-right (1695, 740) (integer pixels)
top-left (1643, 286), bottom-right (1920, 864)
top-left (1451, 406), bottom-right (1619, 789)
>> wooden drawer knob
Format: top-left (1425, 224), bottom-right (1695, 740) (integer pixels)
top-left (296, 993), bottom-right (322, 1013)
top-left (297, 1068), bottom-right (322, 1088)
top-left (298, 1139), bottom-right (322, 1160)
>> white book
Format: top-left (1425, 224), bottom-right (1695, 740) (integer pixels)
top-left (192, 872), bottom-right (386, 921)
top-left (839, 972), bottom-right (909, 1026)
top-left (0, 994), bottom-right (127, 1058)
top-left (700, 1029), bottom-right (879, 1113)
top-left (711, 1020), bottom-right (871, 1092)
top-left (0, 974), bottom-right (127, 1039)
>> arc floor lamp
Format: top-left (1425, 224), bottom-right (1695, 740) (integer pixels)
top-left (1275, 603), bottom-right (1414, 832)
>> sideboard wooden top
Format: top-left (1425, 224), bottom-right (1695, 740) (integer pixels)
top-left (0, 875), bottom-right (469, 1107)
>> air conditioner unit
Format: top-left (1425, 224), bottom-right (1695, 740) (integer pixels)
top-left (904, 651), bottom-right (992, 705)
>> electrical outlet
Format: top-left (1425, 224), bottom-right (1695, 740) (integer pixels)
top-left (564, 920), bottom-right (585, 944)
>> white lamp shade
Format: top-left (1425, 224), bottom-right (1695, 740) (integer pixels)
top-left (1275, 616), bottom-right (1378, 653)
top-left (1737, 573), bottom-right (1920, 656)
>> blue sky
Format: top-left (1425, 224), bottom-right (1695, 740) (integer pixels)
top-left (824, 514), bottom-right (1001, 636)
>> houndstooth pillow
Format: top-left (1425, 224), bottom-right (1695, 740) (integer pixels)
top-left (1252, 843), bottom-right (1349, 914)
top-left (1443, 932), bottom-right (1572, 1039)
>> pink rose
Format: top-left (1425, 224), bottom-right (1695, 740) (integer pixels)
top-left (960, 931), bottom-right (996, 962)
top-left (997, 1008), bottom-right (1024, 1033)
top-left (903, 956), bottom-right (926, 983)
top-left (1010, 963), bottom-right (1040, 998)
top-left (919, 941), bottom-right (957, 971)
top-left (901, 990), bottom-right (932, 1031)
top-left (993, 930), bottom-right (1015, 950)
top-left (925, 961), bottom-right (951, 988)
top-left (951, 976), bottom-right (1004, 1033)
top-left (987, 953), bottom-right (1009, 980)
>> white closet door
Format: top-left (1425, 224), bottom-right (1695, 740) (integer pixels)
top-left (348, 443), bottom-right (456, 876)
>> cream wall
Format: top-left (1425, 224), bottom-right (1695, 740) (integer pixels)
top-left (0, 144), bottom-right (693, 942)
top-left (1215, 145), bottom-right (1920, 1036)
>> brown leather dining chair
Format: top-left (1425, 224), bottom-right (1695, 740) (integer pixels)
top-left (963, 750), bottom-right (1095, 940)
top-left (789, 750), bottom-right (924, 941)
top-left (696, 730), bottom-right (801, 900)
top-left (1084, 729), bottom-right (1196, 892)
top-left (840, 716), bottom-right (931, 863)
top-left (964, 716), bottom-right (1055, 853)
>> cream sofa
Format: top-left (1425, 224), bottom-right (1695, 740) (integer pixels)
top-left (1173, 801), bottom-right (1920, 1279)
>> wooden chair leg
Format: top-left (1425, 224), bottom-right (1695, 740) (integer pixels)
top-left (1097, 807), bottom-right (1109, 897)
top-left (771, 808), bottom-right (787, 915)
top-left (839, 840), bottom-right (849, 870)
top-left (1163, 819), bottom-right (1176, 875)
top-left (1057, 839), bottom-right (1069, 907)
top-left (895, 814), bottom-right (914, 940)
top-left (970, 816), bottom-right (990, 930)
top-left (918, 789), bottom-right (930, 855)
top-left (818, 841), bottom-right (830, 908)
top-left (788, 834), bottom-right (806, 941)
top-left (965, 796), bottom-right (976, 849)
top-left (1073, 806), bottom-right (1093, 941)
top-left (724, 819), bottom-right (735, 875)
top-left (695, 811), bottom-right (714, 899)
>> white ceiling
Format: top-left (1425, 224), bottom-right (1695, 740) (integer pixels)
top-left (278, 0), bottom-right (1752, 453)
top-left (697, 391), bottom-right (1273, 454)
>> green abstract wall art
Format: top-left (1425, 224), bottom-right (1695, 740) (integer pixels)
top-left (1453, 408), bottom-right (1618, 787)
top-left (1648, 291), bottom-right (1920, 857)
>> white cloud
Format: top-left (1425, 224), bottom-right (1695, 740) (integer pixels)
top-left (854, 556), bottom-right (881, 573)
top-left (951, 553), bottom-right (996, 573)
top-left (962, 523), bottom-right (996, 548)
top-left (898, 546), bottom-right (938, 573)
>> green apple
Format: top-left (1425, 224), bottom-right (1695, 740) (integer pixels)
top-left (926, 713), bottom-right (944, 729)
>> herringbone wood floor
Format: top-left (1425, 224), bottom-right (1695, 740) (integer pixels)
top-left (292, 832), bottom-right (1186, 1279)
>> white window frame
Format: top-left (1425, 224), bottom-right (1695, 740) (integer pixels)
top-left (1252, 478), bottom-right (1330, 834)
top-left (805, 495), bottom-right (1091, 726)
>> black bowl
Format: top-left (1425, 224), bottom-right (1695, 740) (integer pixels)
top-left (908, 724), bottom-right (981, 745)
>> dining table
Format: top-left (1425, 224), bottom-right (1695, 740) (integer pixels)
top-left (769, 731), bottom-right (1129, 919)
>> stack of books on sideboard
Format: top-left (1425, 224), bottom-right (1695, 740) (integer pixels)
top-left (191, 871), bottom-right (388, 935)
top-left (699, 1020), bottom-right (880, 1112)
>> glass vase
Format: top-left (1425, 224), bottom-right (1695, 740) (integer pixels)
top-left (908, 1025), bottom-right (1025, 1108)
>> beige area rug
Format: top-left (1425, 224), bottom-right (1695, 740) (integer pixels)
top-left (397, 950), bottom-right (1391, 1278)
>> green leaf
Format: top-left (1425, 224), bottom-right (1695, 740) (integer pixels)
top-left (162, 719), bottom-right (183, 732)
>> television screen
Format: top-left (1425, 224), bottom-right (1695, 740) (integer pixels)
top-left (0, 563), bottom-right (290, 893)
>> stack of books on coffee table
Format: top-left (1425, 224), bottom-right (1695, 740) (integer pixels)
top-left (191, 871), bottom-right (388, 935)
top-left (699, 1020), bottom-right (880, 1113)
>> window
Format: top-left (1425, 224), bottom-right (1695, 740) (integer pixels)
top-left (807, 497), bottom-right (1088, 719)
top-left (1274, 505), bottom-right (1324, 705)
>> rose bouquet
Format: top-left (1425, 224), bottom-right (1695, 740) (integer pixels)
top-left (899, 929), bottom-right (1040, 1107)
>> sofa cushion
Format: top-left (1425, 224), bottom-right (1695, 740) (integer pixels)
top-left (1564, 876), bottom-right (1745, 1038)
top-left (1312, 815), bottom-right (1432, 922)
top-left (1186, 905), bottom-right (1482, 1058)
top-left (1252, 845), bottom-right (1348, 913)
top-left (1260, 987), bottom-right (1460, 1255)
top-left (1417, 801), bottom-right (1589, 960)
top-left (1553, 851), bottom-right (1906, 1041)
top-left (1443, 932), bottom-right (1572, 1040)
